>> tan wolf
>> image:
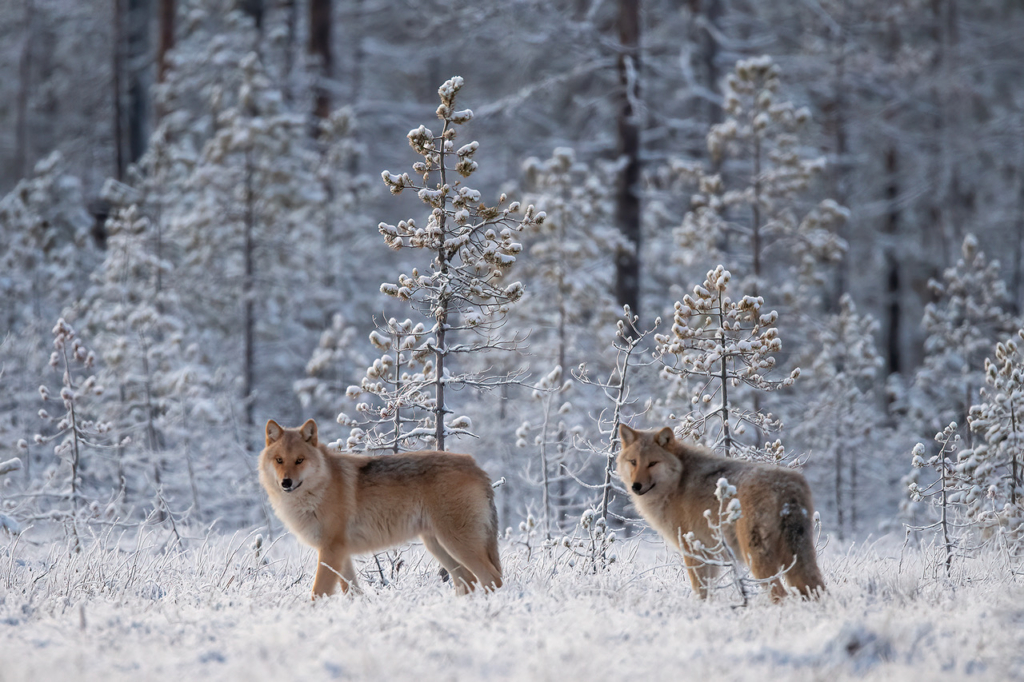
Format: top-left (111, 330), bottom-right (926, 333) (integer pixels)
top-left (617, 425), bottom-right (824, 600)
top-left (259, 419), bottom-right (503, 598)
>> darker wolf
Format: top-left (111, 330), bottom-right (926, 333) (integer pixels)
top-left (259, 419), bottom-right (502, 598)
top-left (617, 425), bottom-right (824, 600)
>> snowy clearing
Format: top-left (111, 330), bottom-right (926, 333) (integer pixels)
top-left (1, 529), bottom-right (1021, 681)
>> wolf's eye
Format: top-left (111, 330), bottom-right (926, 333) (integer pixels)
top-left (629, 459), bottom-right (637, 466)
top-left (276, 458), bottom-right (283, 464)
top-left (295, 458), bottom-right (304, 465)
top-left (649, 461), bottom-right (658, 468)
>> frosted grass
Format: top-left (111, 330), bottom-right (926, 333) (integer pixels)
top-left (0, 526), bottom-right (1021, 681)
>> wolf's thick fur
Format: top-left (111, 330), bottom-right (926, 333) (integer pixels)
top-left (259, 419), bottom-right (502, 598)
top-left (617, 425), bottom-right (824, 600)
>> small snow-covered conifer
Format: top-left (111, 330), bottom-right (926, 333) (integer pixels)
top-left (514, 148), bottom-right (620, 533)
top-left (656, 265), bottom-right (798, 459)
top-left (905, 422), bottom-right (967, 574)
top-left (795, 294), bottom-right (884, 538)
top-left (0, 152), bottom-right (97, 331)
top-left (34, 319), bottom-right (115, 545)
top-left (357, 77), bottom-right (545, 451)
top-left (171, 51), bottom-right (322, 431)
top-left (574, 307), bottom-right (659, 521)
top-left (343, 318), bottom-right (435, 453)
top-left (673, 57), bottom-right (847, 304)
top-left (912, 234), bottom-right (1018, 441)
top-left (959, 330), bottom-right (1024, 551)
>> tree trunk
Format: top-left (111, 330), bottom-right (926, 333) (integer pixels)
top-left (112, 0), bottom-right (125, 180)
top-left (157, 0), bottom-right (174, 84)
top-left (614, 0), bottom-right (642, 318)
top-left (434, 120), bottom-right (451, 452)
top-left (243, 148), bottom-right (256, 433)
top-left (883, 145), bottom-right (902, 376)
top-left (309, 0), bottom-right (332, 120)
top-left (16, 0), bottom-right (33, 181)
top-left (127, 0), bottom-right (150, 165)
top-left (695, 0), bottom-right (721, 128)
top-left (825, 28), bottom-right (849, 309)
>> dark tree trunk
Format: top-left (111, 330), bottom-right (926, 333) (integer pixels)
top-left (883, 145), bottom-right (902, 376)
top-left (882, 21), bottom-right (903, 376)
top-left (824, 24), bottom-right (849, 310)
top-left (614, 0), bottom-right (642, 318)
top-left (279, 0), bottom-right (296, 103)
top-left (157, 0), bottom-right (174, 84)
top-left (16, 0), bottom-right (33, 181)
top-left (243, 148), bottom-right (256, 433)
top-left (112, 0), bottom-right (125, 180)
top-left (309, 0), bottom-right (332, 120)
top-left (692, 0), bottom-right (721, 128)
top-left (127, 0), bottom-right (150, 164)
top-left (240, 0), bottom-right (265, 30)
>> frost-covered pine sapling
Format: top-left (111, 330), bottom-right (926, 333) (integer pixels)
top-left (34, 319), bottom-right (117, 545)
top-left (343, 318), bottom-right (436, 452)
top-left (0, 451), bottom-right (23, 534)
top-left (176, 51), bottom-right (322, 434)
top-left (961, 330), bottom-right (1024, 550)
top-left (310, 107), bottom-right (374, 302)
top-left (0, 151), bottom-right (98, 331)
top-left (672, 56), bottom-right (847, 303)
top-left (907, 422), bottom-right (967, 575)
top-left (573, 307), bottom-right (660, 522)
top-left (83, 204), bottom-right (186, 502)
top-left (516, 365), bottom-right (574, 538)
top-left (558, 508), bottom-right (618, 574)
top-left (656, 265), bottom-right (799, 458)
top-left (518, 147), bottom-right (620, 371)
top-left (376, 76), bottom-right (545, 451)
top-left (514, 149), bottom-right (619, 534)
top-left (796, 293), bottom-right (884, 538)
top-left (294, 313), bottom-right (369, 424)
top-left (913, 234), bottom-right (1018, 443)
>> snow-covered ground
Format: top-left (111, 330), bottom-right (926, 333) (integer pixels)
top-left (1, 527), bottom-right (1021, 681)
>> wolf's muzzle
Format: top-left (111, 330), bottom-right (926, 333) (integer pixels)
top-left (632, 482), bottom-right (654, 495)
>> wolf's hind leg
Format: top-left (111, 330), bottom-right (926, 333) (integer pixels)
top-left (422, 533), bottom-right (476, 595)
top-left (434, 532), bottom-right (502, 593)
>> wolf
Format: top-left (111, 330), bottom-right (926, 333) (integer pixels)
top-left (259, 419), bottom-right (502, 598)
top-left (617, 425), bottom-right (824, 600)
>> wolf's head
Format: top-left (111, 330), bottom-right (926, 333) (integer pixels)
top-left (616, 425), bottom-right (683, 496)
top-left (259, 419), bottom-right (325, 495)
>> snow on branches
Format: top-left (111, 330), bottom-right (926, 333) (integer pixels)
top-left (363, 77), bottom-right (545, 451)
top-left (912, 234), bottom-right (1019, 437)
top-left (34, 319), bottom-right (118, 544)
top-left (672, 57), bottom-right (847, 304)
top-left (655, 265), bottom-right (798, 459)
top-left (961, 330), bottom-right (1024, 551)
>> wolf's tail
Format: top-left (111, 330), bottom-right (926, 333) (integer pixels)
top-left (486, 487), bottom-right (503, 587)
top-left (781, 499), bottom-right (825, 598)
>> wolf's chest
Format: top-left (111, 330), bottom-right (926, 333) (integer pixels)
top-left (272, 492), bottom-right (325, 547)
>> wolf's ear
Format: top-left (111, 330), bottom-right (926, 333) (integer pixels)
top-left (619, 424), bottom-right (639, 446)
top-left (266, 419), bottom-right (283, 446)
top-left (300, 419), bottom-right (318, 446)
top-left (656, 427), bottom-right (675, 448)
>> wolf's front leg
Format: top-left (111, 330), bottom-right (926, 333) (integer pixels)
top-left (311, 549), bottom-right (356, 599)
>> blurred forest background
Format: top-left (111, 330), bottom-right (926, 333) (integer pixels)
top-left (1, 0), bottom-right (1023, 552)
